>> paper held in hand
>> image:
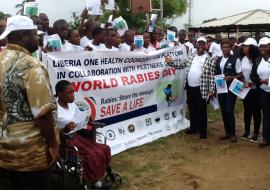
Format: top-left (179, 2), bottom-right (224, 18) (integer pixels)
top-left (214, 75), bottom-right (228, 94)
top-left (24, 2), bottom-right (38, 17)
top-left (46, 34), bottom-right (63, 52)
top-left (112, 16), bottom-right (129, 36)
top-left (229, 78), bottom-right (250, 99)
top-left (64, 111), bottom-right (90, 135)
top-left (210, 97), bottom-right (220, 110)
top-left (134, 35), bottom-right (144, 49)
top-left (148, 14), bottom-right (158, 32)
top-left (86, 0), bottom-right (103, 15)
top-left (167, 30), bottom-right (176, 42)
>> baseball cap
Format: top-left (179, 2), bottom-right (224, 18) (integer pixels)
top-left (0, 15), bottom-right (37, 40)
top-left (258, 37), bottom-right (270, 46)
top-left (243, 38), bottom-right (258, 47)
top-left (197, 37), bottom-right (207, 43)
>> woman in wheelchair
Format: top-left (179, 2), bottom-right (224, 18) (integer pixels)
top-left (55, 80), bottom-right (111, 189)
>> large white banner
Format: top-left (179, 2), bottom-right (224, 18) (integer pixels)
top-left (44, 46), bottom-right (189, 155)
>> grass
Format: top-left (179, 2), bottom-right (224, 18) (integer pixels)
top-left (208, 99), bottom-right (243, 122)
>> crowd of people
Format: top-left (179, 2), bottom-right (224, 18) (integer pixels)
top-left (0, 4), bottom-right (270, 190)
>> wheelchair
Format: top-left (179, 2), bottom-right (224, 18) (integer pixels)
top-left (50, 122), bottom-right (122, 190)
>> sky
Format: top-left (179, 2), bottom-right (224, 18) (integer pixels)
top-left (1, 0), bottom-right (270, 29)
top-left (173, 0), bottom-right (270, 29)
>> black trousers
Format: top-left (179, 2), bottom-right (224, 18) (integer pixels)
top-left (243, 89), bottom-right (261, 136)
top-left (187, 86), bottom-right (207, 137)
top-left (0, 167), bottom-right (51, 190)
top-left (259, 89), bottom-right (270, 142)
top-left (218, 92), bottom-right (237, 136)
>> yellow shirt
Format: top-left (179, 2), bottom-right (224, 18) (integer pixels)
top-left (0, 44), bottom-right (57, 171)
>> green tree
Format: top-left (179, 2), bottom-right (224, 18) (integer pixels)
top-left (69, 12), bottom-right (81, 30)
top-left (0, 11), bottom-right (4, 20)
top-left (115, 0), bottom-right (187, 30)
top-left (152, 0), bottom-right (187, 20)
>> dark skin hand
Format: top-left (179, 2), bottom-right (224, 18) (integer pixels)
top-left (37, 111), bottom-right (58, 166)
top-left (130, 43), bottom-right (136, 51)
top-left (62, 122), bottom-right (77, 133)
top-left (85, 46), bottom-right (93, 51)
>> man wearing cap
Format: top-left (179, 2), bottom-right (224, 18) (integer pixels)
top-left (251, 37), bottom-right (270, 147)
top-left (166, 37), bottom-right (215, 140)
top-left (0, 15), bottom-right (58, 189)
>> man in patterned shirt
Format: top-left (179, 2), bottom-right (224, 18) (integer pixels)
top-left (166, 37), bottom-right (215, 140)
top-left (0, 15), bottom-right (58, 190)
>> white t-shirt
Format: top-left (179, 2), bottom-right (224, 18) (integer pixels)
top-left (80, 36), bottom-right (93, 48)
top-left (134, 46), bottom-right (156, 53)
top-left (62, 41), bottom-right (84, 52)
top-left (209, 42), bottom-right (223, 57)
top-left (257, 58), bottom-right (270, 92)
top-left (168, 41), bottom-right (177, 48)
top-left (62, 40), bottom-right (75, 52)
top-left (220, 56), bottom-right (242, 74)
top-left (185, 41), bottom-right (196, 55)
top-left (88, 42), bottom-right (107, 51)
top-left (42, 32), bottom-right (49, 48)
top-left (145, 46), bottom-right (156, 53)
top-left (57, 102), bottom-right (90, 134)
top-left (241, 56), bottom-right (253, 83)
top-left (119, 43), bottom-right (131, 52)
top-left (187, 53), bottom-right (207, 87)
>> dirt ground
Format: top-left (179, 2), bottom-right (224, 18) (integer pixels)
top-left (113, 111), bottom-right (270, 190)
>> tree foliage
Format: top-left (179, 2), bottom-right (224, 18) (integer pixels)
top-left (114, 0), bottom-right (146, 30)
top-left (115, 0), bottom-right (187, 30)
top-left (0, 12), bottom-right (4, 20)
top-left (152, 0), bottom-right (187, 20)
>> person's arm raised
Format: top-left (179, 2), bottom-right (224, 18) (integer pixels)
top-left (78, 8), bottom-right (88, 36)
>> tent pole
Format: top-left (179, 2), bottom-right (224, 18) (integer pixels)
top-left (236, 26), bottom-right (240, 37)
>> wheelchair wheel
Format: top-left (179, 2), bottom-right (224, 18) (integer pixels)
top-left (105, 173), bottom-right (122, 189)
top-left (50, 159), bottom-right (65, 190)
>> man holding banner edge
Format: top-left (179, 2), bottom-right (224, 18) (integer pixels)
top-left (166, 37), bottom-right (216, 140)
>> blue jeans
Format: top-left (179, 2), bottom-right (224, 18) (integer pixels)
top-left (218, 92), bottom-right (237, 136)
